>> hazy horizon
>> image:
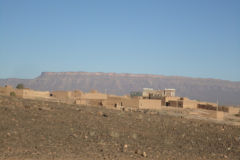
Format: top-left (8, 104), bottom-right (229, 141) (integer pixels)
top-left (0, 71), bottom-right (239, 83)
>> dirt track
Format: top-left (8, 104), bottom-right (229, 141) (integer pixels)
top-left (0, 95), bottom-right (240, 160)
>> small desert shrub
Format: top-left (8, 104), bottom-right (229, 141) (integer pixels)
top-left (16, 83), bottom-right (24, 89)
top-left (10, 92), bottom-right (16, 96)
top-left (130, 91), bottom-right (142, 97)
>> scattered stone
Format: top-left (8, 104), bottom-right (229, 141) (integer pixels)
top-left (0, 95), bottom-right (239, 160)
top-left (24, 104), bottom-right (31, 109)
top-left (182, 133), bottom-right (185, 138)
top-left (98, 111), bottom-right (108, 117)
top-left (89, 131), bottom-right (95, 136)
top-left (73, 134), bottom-right (78, 138)
top-left (110, 131), bottom-right (119, 138)
top-left (142, 151), bottom-right (147, 157)
top-left (102, 113), bottom-right (108, 117)
top-left (135, 149), bottom-right (141, 154)
top-left (234, 136), bottom-right (240, 142)
top-left (121, 144), bottom-right (128, 152)
top-left (138, 114), bottom-right (143, 120)
top-left (132, 133), bottom-right (137, 140)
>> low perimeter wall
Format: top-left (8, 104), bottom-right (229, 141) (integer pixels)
top-left (139, 99), bottom-right (162, 109)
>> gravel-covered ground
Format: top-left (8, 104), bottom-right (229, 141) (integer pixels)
top-left (0, 95), bottom-right (240, 160)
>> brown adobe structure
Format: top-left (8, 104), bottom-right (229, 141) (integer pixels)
top-left (0, 85), bottom-right (239, 117)
top-left (0, 85), bottom-right (51, 100)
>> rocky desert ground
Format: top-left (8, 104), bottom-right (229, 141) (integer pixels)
top-left (0, 95), bottom-right (240, 160)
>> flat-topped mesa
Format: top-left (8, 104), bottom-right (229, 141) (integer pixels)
top-left (38, 72), bottom-right (240, 81)
top-left (38, 72), bottom-right (166, 78)
top-left (39, 72), bottom-right (88, 77)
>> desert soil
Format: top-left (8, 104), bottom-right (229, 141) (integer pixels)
top-left (0, 95), bottom-right (239, 160)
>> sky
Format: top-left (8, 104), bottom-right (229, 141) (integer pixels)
top-left (0, 0), bottom-right (239, 81)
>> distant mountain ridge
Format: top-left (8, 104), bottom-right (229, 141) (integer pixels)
top-left (0, 72), bottom-right (240, 106)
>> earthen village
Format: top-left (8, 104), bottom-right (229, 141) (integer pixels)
top-left (1, 84), bottom-right (240, 159)
top-left (0, 84), bottom-right (239, 121)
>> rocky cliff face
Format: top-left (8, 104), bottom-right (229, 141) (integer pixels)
top-left (1, 72), bottom-right (240, 105)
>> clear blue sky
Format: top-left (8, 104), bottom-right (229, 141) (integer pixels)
top-left (0, 0), bottom-right (239, 81)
